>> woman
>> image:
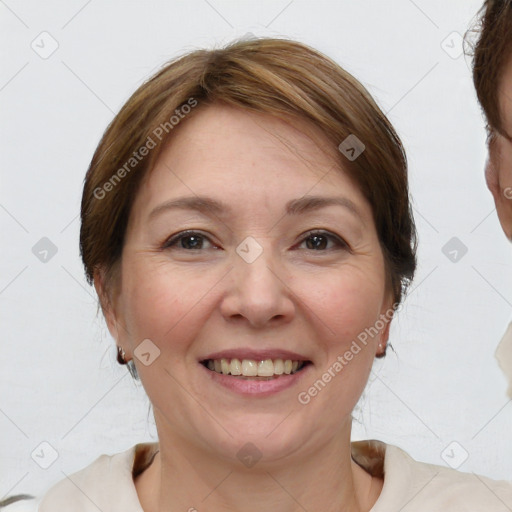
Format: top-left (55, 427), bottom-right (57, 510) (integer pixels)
top-left (8, 37), bottom-right (512, 511)
top-left (470, 0), bottom-right (512, 398)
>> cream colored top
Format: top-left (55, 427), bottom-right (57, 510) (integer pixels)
top-left (11, 440), bottom-right (510, 511)
top-left (496, 321), bottom-right (512, 399)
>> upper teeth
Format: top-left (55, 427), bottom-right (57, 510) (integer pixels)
top-left (206, 358), bottom-right (305, 377)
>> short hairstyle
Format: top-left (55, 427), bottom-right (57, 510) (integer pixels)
top-left (469, 1), bottom-right (512, 137)
top-left (80, 37), bottom-right (417, 306)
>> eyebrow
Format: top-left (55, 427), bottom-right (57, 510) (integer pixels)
top-left (148, 195), bottom-right (363, 221)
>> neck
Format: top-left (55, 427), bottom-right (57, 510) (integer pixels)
top-left (135, 421), bottom-right (381, 512)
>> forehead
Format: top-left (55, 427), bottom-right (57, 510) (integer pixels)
top-left (138, 104), bottom-right (365, 205)
top-left (163, 103), bottom-right (336, 173)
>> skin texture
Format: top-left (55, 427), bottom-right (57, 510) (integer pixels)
top-left (95, 104), bottom-right (393, 512)
top-left (485, 53), bottom-right (512, 402)
top-left (486, 55), bottom-right (512, 240)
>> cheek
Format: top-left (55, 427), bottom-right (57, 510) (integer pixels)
top-left (294, 271), bottom-right (385, 418)
top-left (118, 258), bottom-right (216, 354)
top-left (498, 143), bottom-right (512, 188)
top-left (294, 265), bottom-right (386, 346)
top-left (490, 137), bottom-right (512, 188)
top-left (118, 250), bottom-right (387, 365)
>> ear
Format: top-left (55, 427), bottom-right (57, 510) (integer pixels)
top-left (376, 296), bottom-right (394, 356)
top-left (379, 317), bottom-right (391, 351)
top-left (93, 267), bottom-right (120, 342)
top-left (485, 152), bottom-right (501, 205)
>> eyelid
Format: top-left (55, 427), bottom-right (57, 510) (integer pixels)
top-left (161, 229), bottom-right (351, 252)
top-left (162, 230), bottom-right (216, 250)
top-left (297, 229), bottom-right (352, 252)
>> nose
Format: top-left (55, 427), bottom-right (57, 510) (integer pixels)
top-left (220, 244), bottom-right (295, 328)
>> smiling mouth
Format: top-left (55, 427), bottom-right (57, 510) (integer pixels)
top-left (200, 358), bottom-right (312, 379)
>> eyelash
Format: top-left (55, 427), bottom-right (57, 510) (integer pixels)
top-left (161, 229), bottom-right (351, 252)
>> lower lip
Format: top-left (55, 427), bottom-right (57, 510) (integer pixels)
top-left (200, 363), bottom-right (311, 397)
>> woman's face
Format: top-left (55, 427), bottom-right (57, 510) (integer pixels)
top-left (103, 104), bottom-right (393, 462)
top-left (486, 55), bottom-right (512, 240)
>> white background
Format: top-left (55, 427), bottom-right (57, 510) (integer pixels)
top-left (1, 0), bottom-right (512, 499)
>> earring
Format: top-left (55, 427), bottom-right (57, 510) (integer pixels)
top-left (117, 345), bottom-right (127, 364)
top-left (375, 342), bottom-right (387, 359)
top-left (117, 346), bottom-right (139, 380)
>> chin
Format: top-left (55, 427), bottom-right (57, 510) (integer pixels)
top-left (198, 416), bottom-right (311, 466)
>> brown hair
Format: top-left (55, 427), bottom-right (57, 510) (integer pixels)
top-left (468, 0), bottom-right (512, 137)
top-left (80, 37), bottom-right (417, 307)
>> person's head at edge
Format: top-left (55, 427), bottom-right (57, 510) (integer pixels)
top-left (471, 0), bottom-right (512, 240)
top-left (80, 38), bottom-right (417, 510)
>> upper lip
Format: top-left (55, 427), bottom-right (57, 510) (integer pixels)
top-left (200, 348), bottom-right (311, 362)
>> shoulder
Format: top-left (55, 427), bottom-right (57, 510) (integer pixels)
top-left (36, 443), bottom-right (157, 512)
top-left (359, 440), bottom-right (512, 511)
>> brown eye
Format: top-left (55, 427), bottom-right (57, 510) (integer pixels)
top-left (306, 234), bottom-right (328, 250)
top-left (299, 230), bottom-right (350, 251)
top-left (163, 231), bottom-right (214, 250)
top-left (180, 235), bottom-right (204, 249)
